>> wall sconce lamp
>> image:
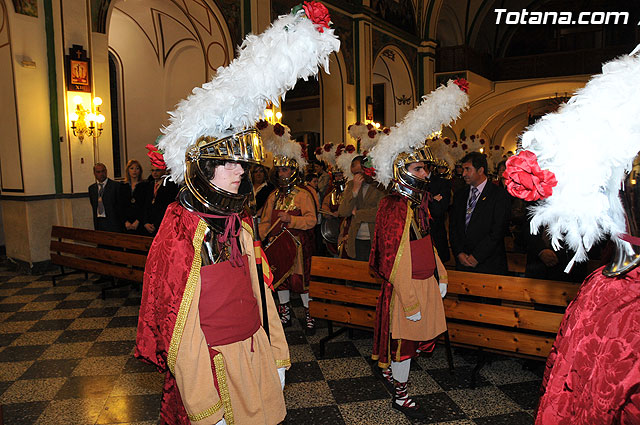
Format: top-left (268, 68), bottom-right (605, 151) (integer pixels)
top-left (264, 103), bottom-right (283, 125)
top-left (69, 95), bottom-right (105, 142)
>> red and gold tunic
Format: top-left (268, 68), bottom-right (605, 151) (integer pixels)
top-left (135, 203), bottom-right (290, 425)
top-left (259, 186), bottom-right (316, 292)
top-left (370, 194), bottom-right (448, 368)
top-left (536, 266), bottom-right (640, 424)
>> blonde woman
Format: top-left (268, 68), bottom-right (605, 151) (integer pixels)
top-left (118, 159), bottom-right (148, 234)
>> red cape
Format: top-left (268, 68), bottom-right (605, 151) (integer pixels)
top-left (536, 266), bottom-right (640, 424)
top-left (369, 194), bottom-right (408, 281)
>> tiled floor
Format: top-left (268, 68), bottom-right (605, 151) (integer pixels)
top-left (0, 261), bottom-right (544, 424)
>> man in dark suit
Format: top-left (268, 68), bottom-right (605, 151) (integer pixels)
top-left (88, 163), bottom-right (121, 232)
top-left (426, 162), bottom-right (452, 263)
top-left (449, 152), bottom-right (510, 275)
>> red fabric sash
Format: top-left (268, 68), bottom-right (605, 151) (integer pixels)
top-left (199, 255), bottom-right (260, 346)
top-left (410, 235), bottom-right (436, 279)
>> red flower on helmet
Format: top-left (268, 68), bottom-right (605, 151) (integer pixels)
top-left (383, 127), bottom-right (390, 134)
top-left (146, 144), bottom-right (166, 169)
top-left (256, 120), bottom-right (269, 130)
top-left (367, 123), bottom-right (373, 130)
top-left (345, 145), bottom-right (356, 153)
top-left (368, 129), bottom-right (377, 138)
top-left (479, 138), bottom-right (485, 144)
top-left (470, 135), bottom-right (476, 140)
top-left (461, 136), bottom-right (467, 141)
top-left (302, 1), bottom-right (331, 33)
top-left (504, 150), bottom-right (558, 201)
top-left (444, 138), bottom-right (451, 145)
top-left (314, 147), bottom-right (322, 156)
top-left (324, 143), bottom-right (333, 152)
top-left (453, 78), bottom-right (469, 93)
top-left (452, 142), bottom-right (458, 148)
top-left (274, 123), bottom-right (285, 136)
top-left (362, 166), bottom-right (376, 177)
top-left (461, 143), bottom-right (468, 150)
top-left (335, 143), bottom-right (345, 156)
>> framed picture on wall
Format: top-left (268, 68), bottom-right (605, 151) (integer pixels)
top-left (65, 45), bottom-right (92, 93)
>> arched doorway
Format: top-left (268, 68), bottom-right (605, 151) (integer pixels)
top-left (372, 45), bottom-right (416, 127)
top-left (106, 0), bottom-right (233, 173)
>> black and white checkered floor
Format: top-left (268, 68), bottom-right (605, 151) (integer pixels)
top-left (0, 260), bottom-right (542, 424)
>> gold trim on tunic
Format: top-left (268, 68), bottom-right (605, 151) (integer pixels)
top-left (213, 353), bottom-right (235, 425)
top-left (188, 400), bottom-right (223, 422)
top-left (167, 219), bottom-right (207, 373)
top-left (275, 359), bottom-right (291, 368)
top-left (389, 202), bottom-right (412, 284)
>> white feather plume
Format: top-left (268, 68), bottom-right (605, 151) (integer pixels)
top-left (519, 47), bottom-right (640, 266)
top-left (257, 122), bottom-right (307, 168)
top-left (369, 80), bottom-right (469, 186)
top-left (317, 143), bottom-right (338, 168)
top-left (159, 9), bottom-right (340, 183)
top-left (336, 150), bottom-right (358, 180)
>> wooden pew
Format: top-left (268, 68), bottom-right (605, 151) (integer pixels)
top-left (308, 256), bottom-right (454, 370)
top-left (308, 256), bottom-right (580, 381)
top-left (50, 226), bottom-right (153, 297)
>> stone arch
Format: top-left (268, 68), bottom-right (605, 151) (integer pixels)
top-left (105, 0), bottom-right (233, 168)
top-left (320, 50), bottom-right (348, 144)
top-left (372, 45), bottom-right (416, 127)
top-left (455, 77), bottom-right (590, 150)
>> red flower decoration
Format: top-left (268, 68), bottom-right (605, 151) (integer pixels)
top-left (452, 142), bottom-right (458, 148)
top-left (345, 145), bottom-right (355, 153)
top-left (362, 166), bottom-right (377, 177)
top-left (256, 120), bottom-right (269, 130)
top-left (299, 141), bottom-right (308, 160)
top-left (367, 123), bottom-right (373, 130)
top-left (323, 143), bottom-right (333, 152)
top-left (479, 138), bottom-right (485, 144)
top-left (335, 143), bottom-right (345, 157)
top-left (383, 128), bottom-right (390, 134)
top-left (355, 121), bottom-right (361, 125)
top-left (146, 144), bottom-right (166, 169)
top-left (314, 147), bottom-right (322, 156)
top-left (362, 150), bottom-right (369, 156)
top-left (461, 143), bottom-right (468, 150)
top-left (504, 150), bottom-right (558, 202)
top-left (368, 129), bottom-right (377, 139)
top-left (461, 136), bottom-right (467, 141)
top-left (453, 78), bottom-right (469, 93)
top-left (470, 135), bottom-right (476, 140)
top-left (302, 1), bottom-right (331, 33)
top-left (274, 123), bottom-right (285, 137)
top-left (443, 138), bottom-right (451, 145)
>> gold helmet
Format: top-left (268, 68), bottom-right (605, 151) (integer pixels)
top-left (391, 145), bottom-right (435, 204)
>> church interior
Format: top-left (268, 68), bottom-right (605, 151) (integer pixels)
top-left (0, 0), bottom-right (639, 424)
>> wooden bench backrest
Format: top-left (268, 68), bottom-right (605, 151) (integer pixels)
top-left (309, 256), bottom-right (581, 359)
top-left (50, 226), bottom-right (153, 282)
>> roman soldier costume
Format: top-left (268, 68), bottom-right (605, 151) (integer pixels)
top-left (367, 79), bottom-right (469, 420)
top-left (257, 122), bottom-right (318, 334)
top-left (134, 3), bottom-right (340, 424)
top-left (502, 45), bottom-right (640, 425)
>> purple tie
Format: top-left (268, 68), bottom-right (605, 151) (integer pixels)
top-left (465, 187), bottom-right (479, 229)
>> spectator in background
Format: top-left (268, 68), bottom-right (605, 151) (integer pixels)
top-left (141, 164), bottom-right (178, 237)
top-left (313, 160), bottom-right (330, 199)
top-left (426, 161), bottom-right (452, 263)
top-left (337, 155), bottom-right (386, 261)
top-left (449, 152), bottom-right (510, 275)
top-left (88, 163), bottom-right (121, 232)
top-left (119, 159), bottom-right (147, 234)
top-left (451, 161), bottom-right (466, 194)
top-left (304, 172), bottom-right (321, 211)
top-left (252, 165), bottom-right (274, 217)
